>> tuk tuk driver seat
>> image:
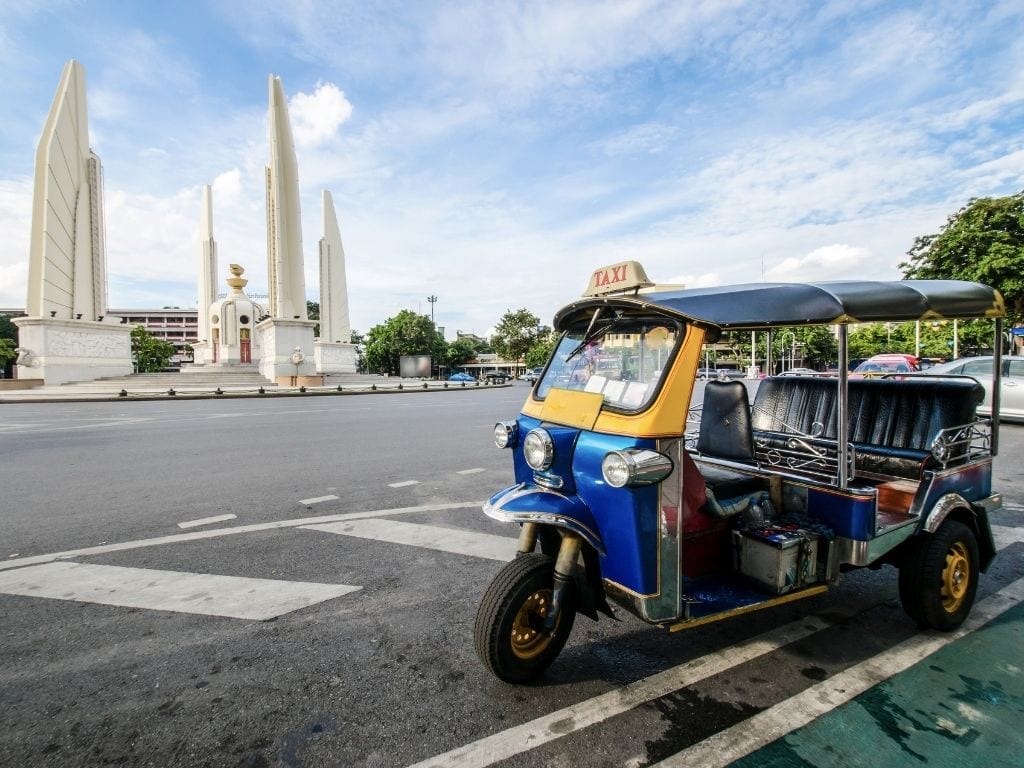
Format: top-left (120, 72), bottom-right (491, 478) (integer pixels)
top-left (697, 379), bottom-right (755, 463)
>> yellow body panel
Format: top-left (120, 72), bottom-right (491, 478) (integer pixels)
top-left (522, 326), bottom-right (707, 438)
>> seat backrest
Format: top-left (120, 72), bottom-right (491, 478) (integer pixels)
top-left (698, 380), bottom-right (754, 462)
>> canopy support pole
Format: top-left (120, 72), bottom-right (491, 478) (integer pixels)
top-left (837, 325), bottom-right (849, 489)
top-left (992, 318), bottom-right (1002, 456)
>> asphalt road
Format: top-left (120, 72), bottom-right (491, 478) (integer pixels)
top-left (1, 382), bottom-right (1022, 768)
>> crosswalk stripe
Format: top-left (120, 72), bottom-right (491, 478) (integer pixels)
top-left (0, 562), bottom-right (360, 621)
top-left (303, 519), bottom-right (515, 561)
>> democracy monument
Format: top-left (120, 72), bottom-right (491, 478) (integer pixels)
top-left (14, 60), bottom-right (358, 386)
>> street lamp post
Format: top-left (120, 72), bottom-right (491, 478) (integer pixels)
top-left (427, 295), bottom-right (438, 325)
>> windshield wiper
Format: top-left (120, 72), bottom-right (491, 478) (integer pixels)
top-left (565, 316), bottom-right (620, 362)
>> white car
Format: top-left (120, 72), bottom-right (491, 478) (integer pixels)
top-left (923, 355), bottom-right (1024, 422)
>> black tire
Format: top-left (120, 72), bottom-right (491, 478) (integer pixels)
top-left (898, 520), bottom-right (979, 630)
top-left (474, 552), bottom-right (576, 683)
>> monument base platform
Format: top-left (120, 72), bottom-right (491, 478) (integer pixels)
top-left (12, 317), bottom-right (133, 385)
top-left (314, 341), bottom-right (359, 374)
top-left (256, 317), bottom-right (317, 381)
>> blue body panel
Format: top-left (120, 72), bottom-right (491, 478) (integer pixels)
top-left (806, 487), bottom-right (876, 541)
top-left (505, 415), bottom-right (661, 595)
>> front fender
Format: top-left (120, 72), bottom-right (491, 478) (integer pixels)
top-left (483, 483), bottom-right (605, 556)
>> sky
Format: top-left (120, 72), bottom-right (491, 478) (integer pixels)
top-left (0, 0), bottom-right (1022, 339)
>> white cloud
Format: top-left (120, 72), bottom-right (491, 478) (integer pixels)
top-left (764, 244), bottom-right (873, 282)
top-left (289, 82), bottom-right (353, 148)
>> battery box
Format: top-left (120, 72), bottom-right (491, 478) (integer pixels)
top-left (732, 527), bottom-right (820, 594)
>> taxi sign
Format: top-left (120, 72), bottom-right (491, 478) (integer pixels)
top-left (582, 260), bottom-right (654, 297)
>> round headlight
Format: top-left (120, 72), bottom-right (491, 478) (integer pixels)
top-left (493, 421), bottom-right (518, 449)
top-left (602, 452), bottom-right (632, 488)
top-left (523, 429), bottom-right (554, 470)
top-left (602, 449), bottom-right (673, 488)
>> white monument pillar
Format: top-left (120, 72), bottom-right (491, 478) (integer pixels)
top-left (192, 184), bottom-right (219, 366)
top-left (314, 190), bottom-right (358, 373)
top-left (257, 74), bottom-right (318, 384)
top-left (14, 60), bottom-right (131, 385)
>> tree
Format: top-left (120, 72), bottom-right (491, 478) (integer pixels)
top-left (306, 300), bottom-right (321, 338)
top-left (131, 326), bottom-right (176, 373)
top-left (445, 338), bottom-right (478, 367)
top-left (524, 330), bottom-right (557, 369)
top-left (363, 310), bottom-right (445, 375)
top-left (491, 309), bottom-right (542, 361)
top-left (0, 315), bottom-right (18, 377)
top-left (901, 191), bottom-right (1024, 326)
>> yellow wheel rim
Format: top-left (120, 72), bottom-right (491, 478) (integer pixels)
top-left (511, 590), bottom-right (554, 660)
top-left (941, 542), bottom-right (970, 614)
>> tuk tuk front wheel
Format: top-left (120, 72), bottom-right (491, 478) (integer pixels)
top-left (898, 520), bottom-right (979, 630)
top-left (474, 552), bottom-right (576, 683)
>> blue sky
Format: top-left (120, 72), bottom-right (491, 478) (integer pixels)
top-left (1, 1), bottom-right (1022, 338)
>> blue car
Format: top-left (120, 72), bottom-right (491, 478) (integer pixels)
top-left (449, 372), bottom-right (476, 382)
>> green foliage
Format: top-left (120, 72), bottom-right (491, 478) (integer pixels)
top-left (445, 338), bottom-right (478, 367)
top-left (901, 191), bottom-right (1024, 325)
top-left (363, 310), bottom-right (445, 374)
top-left (131, 325), bottom-right (177, 373)
top-left (306, 300), bottom-right (321, 338)
top-left (524, 331), bottom-right (557, 369)
top-left (491, 309), bottom-right (543, 362)
top-left (0, 337), bottom-right (16, 369)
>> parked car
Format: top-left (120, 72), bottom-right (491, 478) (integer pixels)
top-left (850, 353), bottom-right (920, 378)
top-left (485, 372), bottom-right (510, 383)
top-left (778, 367), bottom-right (820, 376)
top-left (922, 355), bottom-right (1024, 422)
top-left (696, 367), bottom-right (745, 380)
top-left (449, 372), bottom-right (476, 382)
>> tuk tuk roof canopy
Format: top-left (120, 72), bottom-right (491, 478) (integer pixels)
top-left (554, 280), bottom-right (1005, 331)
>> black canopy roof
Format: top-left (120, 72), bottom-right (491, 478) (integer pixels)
top-left (554, 280), bottom-right (1005, 331)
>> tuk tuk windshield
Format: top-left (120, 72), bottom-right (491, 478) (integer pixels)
top-left (536, 315), bottom-right (683, 411)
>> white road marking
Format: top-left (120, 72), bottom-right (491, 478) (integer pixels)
top-left (303, 519), bottom-right (514, 561)
top-left (0, 562), bottom-right (361, 621)
top-left (456, 468), bottom-right (487, 475)
top-left (388, 480), bottom-right (419, 488)
top-left (177, 514), bottom-right (237, 529)
top-left (0, 501), bottom-right (485, 573)
top-left (655, 575), bottom-right (1024, 768)
top-left (298, 495), bottom-right (340, 505)
top-left (406, 615), bottom-right (837, 768)
top-left (1002, 501), bottom-right (1024, 512)
top-left (412, 524), bottom-right (1024, 768)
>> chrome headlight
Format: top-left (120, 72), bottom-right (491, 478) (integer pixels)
top-left (523, 428), bottom-right (554, 470)
top-left (493, 421), bottom-right (518, 449)
top-left (602, 449), bottom-right (674, 488)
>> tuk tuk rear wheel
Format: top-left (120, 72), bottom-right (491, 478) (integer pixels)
top-left (898, 520), bottom-right (979, 630)
top-left (474, 552), bottom-right (576, 683)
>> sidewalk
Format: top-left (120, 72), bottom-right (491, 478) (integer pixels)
top-left (734, 599), bottom-right (1024, 768)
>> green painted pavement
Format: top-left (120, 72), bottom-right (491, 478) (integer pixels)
top-left (733, 601), bottom-right (1024, 768)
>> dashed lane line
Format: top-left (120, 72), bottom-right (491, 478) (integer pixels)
top-left (303, 519), bottom-right (514, 561)
top-left (456, 468), bottom-right (487, 475)
top-left (298, 494), bottom-right (340, 505)
top-left (0, 561), bottom-right (360, 620)
top-left (388, 480), bottom-right (420, 488)
top-left (655, 575), bottom-right (1024, 768)
top-left (0, 501), bottom-right (486, 573)
top-left (178, 514), bottom-right (237, 529)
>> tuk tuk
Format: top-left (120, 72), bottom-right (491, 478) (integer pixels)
top-left (475, 261), bottom-right (1006, 683)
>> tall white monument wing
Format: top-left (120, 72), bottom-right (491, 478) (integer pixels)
top-left (265, 75), bottom-right (307, 321)
top-left (319, 190), bottom-right (351, 343)
top-left (198, 185), bottom-right (217, 341)
top-left (25, 60), bottom-right (107, 320)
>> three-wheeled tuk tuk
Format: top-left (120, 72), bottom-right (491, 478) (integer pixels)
top-left (475, 261), bottom-right (1006, 683)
